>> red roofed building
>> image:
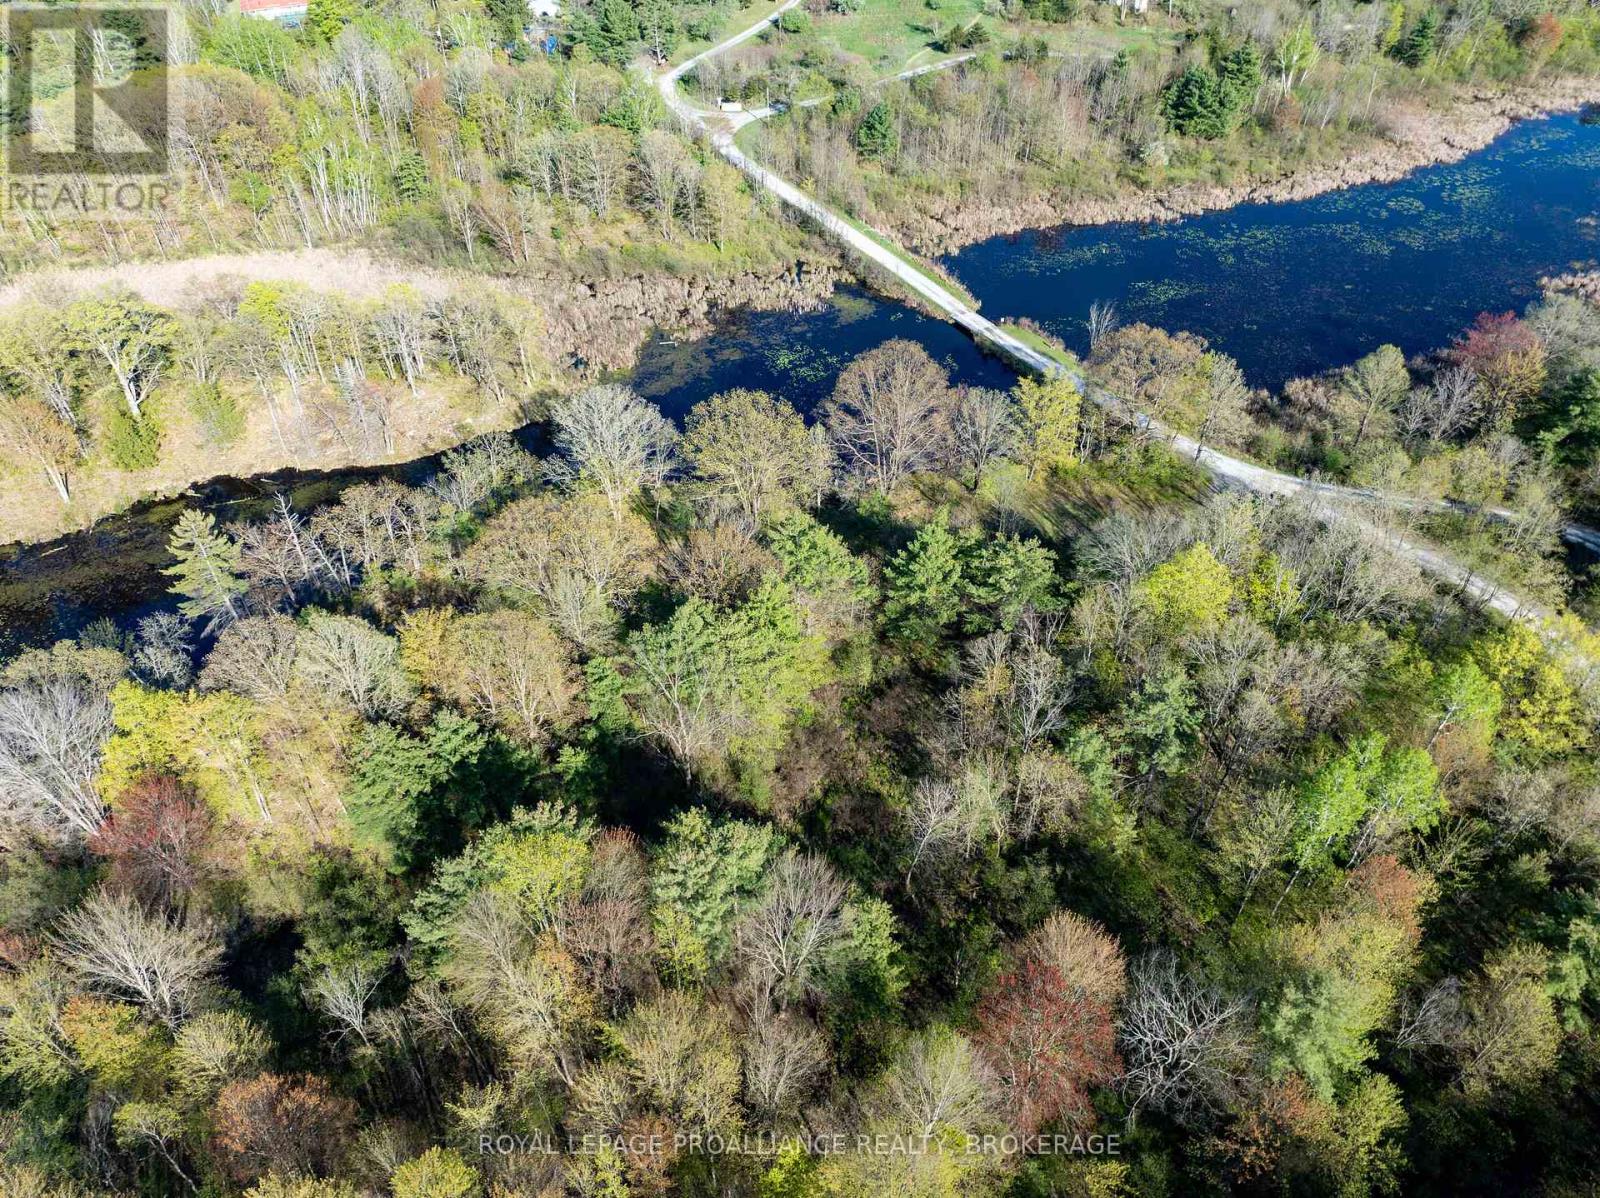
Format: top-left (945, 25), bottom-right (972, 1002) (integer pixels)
top-left (240, 0), bottom-right (308, 23)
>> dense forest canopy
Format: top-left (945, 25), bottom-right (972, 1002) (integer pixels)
top-left (6, 0), bottom-right (1600, 1193)
top-left (5, 300), bottom-right (1600, 1195)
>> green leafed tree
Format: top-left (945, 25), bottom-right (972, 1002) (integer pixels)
top-left (1217, 43), bottom-right (1263, 109)
top-left (66, 292), bottom-right (172, 421)
top-left (1264, 972), bottom-right (1377, 1099)
top-left (347, 712), bottom-right (531, 870)
top-left (1397, 8), bottom-right (1441, 66)
top-left (1161, 66), bottom-right (1235, 139)
top-left (962, 534), bottom-right (1060, 633)
top-left (303, 0), bottom-right (357, 44)
top-left (1138, 543), bottom-right (1233, 634)
top-left (649, 808), bottom-right (778, 982)
top-left (1118, 667), bottom-right (1201, 779)
top-left (391, 1147), bottom-right (481, 1198)
top-left (683, 389), bottom-right (826, 524)
top-left (1290, 734), bottom-right (1384, 875)
top-left (1012, 375), bottom-right (1081, 479)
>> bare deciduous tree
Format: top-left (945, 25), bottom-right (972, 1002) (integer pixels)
top-left (199, 615), bottom-right (300, 703)
top-left (1396, 365), bottom-right (1481, 445)
top-left (611, 990), bottom-right (742, 1137)
top-left (547, 384), bottom-right (677, 521)
top-left (743, 1010), bottom-right (830, 1120)
top-left (367, 285), bottom-right (431, 394)
top-left (1119, 951), bottom-right (1255, 1126)
top-left (905, 778), bottom-right (966, 886)
top-left (638, 129), bottom-right (695, 237)
top-left (1194, 352), bottom-right (1252, 454)
top-left (52, 889), bottom-right (221, 1028)
top-left (306, 961), bottom-right (386, 1050)
top-left (951, 387), bottom-right (1016, 489)
top-left (132, 613), bottom-right (195, 689)
top-left (310, 480), bottom-right (437, 581)
top-left (904, 763), bottom-right (1010, 886)
top-left (1394, 976), bottom-right (1465, 1055)
top-left (426, 432), bottom-right (533, 514)
top-left (823, 339), bottom-right (955, 495)
top-left (461, 493), bottom-right (655, 648)
top-left (1085, 300), bottom-right (1120, 351)
top-left (1021, 911), bottom-right (1128, 1008)
top-left (734, 850), bottom-right (847, 1011)
top-left (1266, 496), bottom-right (1427, 625)
top-left (868, 1026), bottom-right (995, 1141)
top-left (0, 680), bottom-right (113, 845)
top-left (437, 611), bottom-right (577, 745)
top-left (443, 892), bottom-right (587, 1087)
top-left (294, 612), bottom-right (412, 719)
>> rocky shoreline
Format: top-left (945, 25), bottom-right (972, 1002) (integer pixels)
top-left (893, 77), bottom-right (1600, 254)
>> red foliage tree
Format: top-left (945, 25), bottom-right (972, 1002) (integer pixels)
top-left (1518, 12), bottom-right (1563, 58)
top-left (973, 960), bottom-right (1122, 1135)
top-left (1348, 852), bottom-right (1430, 945)
top-left (212, 1072), bottom-right (357, 1183)
top-left (88, 774), bottom-right (214, 912)
top-left (1210, 1074), bottom-right (1318, 1186)
top-left (1448, 312), bottom-right (1547, 429)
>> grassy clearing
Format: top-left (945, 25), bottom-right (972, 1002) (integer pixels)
top-left (671, 0), bottom-right (794, 64)
top-left (905, 449), bottom-right (1212, 542)
top-left (769, 0), bottom-right (1181, 76)
top-left (1022, 14), bottom-right (1184, 56)
top-left (804, 0), bottom-right (985, 71)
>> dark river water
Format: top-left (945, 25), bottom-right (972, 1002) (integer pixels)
top-left (630, 284), bottom-right (1015, 418)
top-left (941, 110), bottom-right (1600, 388)
top-left (4, 111), bottom-right (1599, 652)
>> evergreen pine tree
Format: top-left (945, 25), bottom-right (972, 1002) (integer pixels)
top-left (638, 0), bottom-right (679, 64)
top-left (1398, 9), bottom-right (1440, 65)
top-left (854, 102), bottom-right (899, 160)
top-left (163, 510), bottom-right (246, 630)
top-left (883, 512), bottom-right (968, 643)
top-left (304, 0), bottom-right (356, 45)
top-left (1218, 43), bottom-right (1263, 109)
top-left (588, 0), bottom-right (641, 65)
top-left (1162, 65), bottom-right (1233, 139)
top-left (484, 0), bottom-right (527, 41)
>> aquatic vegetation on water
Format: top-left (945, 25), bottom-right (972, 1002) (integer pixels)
top-left (940, 112), bottom-right (1600, 386)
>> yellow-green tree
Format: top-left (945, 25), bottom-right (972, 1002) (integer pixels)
top-left (98, 682), bottom-right (272, 823)
top-left (1138, 543), bottom-right (1233, 634)
top-left (1475, 624), bottom-right (1587, 760)
top-left (682, 388), bottom-right (828, 523)
top-left (391, 1148), bottom-right (481, 1198)
top-left (1012, 375), bottom-right (1081, 479)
